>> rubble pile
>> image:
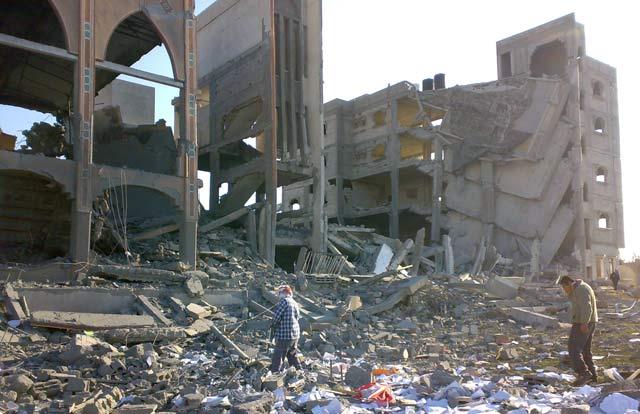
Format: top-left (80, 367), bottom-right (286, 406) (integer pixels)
top-left (1, 224), bottom-right (640, 414)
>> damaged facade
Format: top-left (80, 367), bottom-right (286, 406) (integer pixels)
top-left (283, 14), bottom-right (624, 279)
top-left (0, 0), bottom-right (198, 265)
top-left (1, 4), bottom-right (639, 414)
top-left (196, 0), bottom-right (325, 264)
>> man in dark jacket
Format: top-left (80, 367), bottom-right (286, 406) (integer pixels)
top-left (269, 285), bottom-right (302, 372)
top-left (609, 269), bottom-right (621, 291)
top-left (558, 275), bottom-right (598, 386)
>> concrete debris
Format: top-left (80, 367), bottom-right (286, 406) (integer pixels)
top-left (485, 276), bottom-right (522, 299)
top-left (184, 275), bottom-right (205, 297)
top-left (344, 365), bottom-right (372, 389)
top-left (185, 303), bottom-right (211, 319)
top-left (508, 306), bottom-right (561, 328)
top-left (30, 311), bottom-right (157, 331)
top-left (0, 4), bottom-right (635, 414)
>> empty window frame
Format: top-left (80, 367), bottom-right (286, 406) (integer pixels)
top-left (598, 214), bottom-right (610, 229)
top-left (592, 80), bottom-right (603, 97)
top-left (594, 117), bottom-right (605, 134)
top-left (501, 52), bottom-right (512, 77)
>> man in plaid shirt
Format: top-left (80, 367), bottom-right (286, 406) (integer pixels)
top-left (269, 285), bottom-right (302, 372)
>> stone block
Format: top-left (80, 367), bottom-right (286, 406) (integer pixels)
top-left (186, 303), bottom-right (211, 319)
top-left (230, 393), bottom-right (275, 414)
top-left (113, 404), bottom-right (158, 414)
top-left (344, 365), bottom-right (371, 389)
top-left (7, 374), bottom-right (33, 394)
top-left (66, 377), bottom-right (89, 393)
top-left (561, 405), bottom-right (590, 414)
top-left (184, 276), bottom-right (204, 298)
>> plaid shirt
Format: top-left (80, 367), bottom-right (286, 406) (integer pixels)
top-left (271, 297), bottom-right (300, 340)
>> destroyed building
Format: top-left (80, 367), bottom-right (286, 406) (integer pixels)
top-left (0, 0), bottom-right (199, 266)
top-left (195, 0), bottom-right (325, 264)
top-left (1, 4), bottom-right (640, 414)
top-left (282, 14), bottom-right (624, 280)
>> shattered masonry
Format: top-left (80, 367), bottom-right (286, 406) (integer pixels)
top-left (1, 2), bottom-right (639, 414)
top-left (0, 0), bottom-right (198, 266)
top-left (283, 13), bottom-right (624, 279)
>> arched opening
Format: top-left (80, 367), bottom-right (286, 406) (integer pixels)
top-left (592, 80), bottom-right (603, 97)
top-left (103, 11), bottom-right (178, 80)
top-left (594, 117), bottom-right (605, 134)
top-left (0, 170), bottom-right (71, 263)
top-left (598, 214), bottom-right (610, 229)
top-left (95, 11), bottom-right (180, 170)
top-left (290, 199), bottom-right (301, 211)
top-left (596, 167), bottom-right (607, 183)
top-left (0, 0), bottom-right (74, 155)
top-left (0, 0), bottom-right (67, 49)
top-left (529, 40), bottom-right (568, 78)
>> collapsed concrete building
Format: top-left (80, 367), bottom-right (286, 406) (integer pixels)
top-left (0, 0), bottom-right (199, 265)
top-left (0, 3), bottom-right (624, 283)
top-left (283, 14), bottom-right (624, 280)
top-left (195, 0), bottom-right (325, 264)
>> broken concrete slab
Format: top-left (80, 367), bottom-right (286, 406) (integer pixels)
top-left (344, 365), bottom-right (371, 389)
top-left (199, 207), bottom-right (252, 233)
top-left (210, 325), bottom-right (251, 360)
top-left (184, 276), bottom-right (204, 297)
top-left (98, 327), bottom-right (186, 344)
top-left (359, 276), bottom-right (430, 315)
top-left (388, 239), bottom-right (414, 271)
top-left (135, 296), bottom-right (172, 327)
top-left (31, 311), bottom-right (156, 331)
top-left (373, 244), bottom-right (394, 274)
top-left (185, 303), bottom-right (211, 319)
top-left (3, 283), bottom-right (27, 320)
top-left (113, 404), bottom-right (158, 414)
top-left (485, 276), bottom-right (522, 300)
top-left (88, 264), bottom-right (187, 284)
top-left (508, 307), bottom-right (560, 329)
top-left (229, 393), bottom-right (275, 414)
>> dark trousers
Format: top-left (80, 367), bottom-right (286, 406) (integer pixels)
top-left (612, 279), bottom-right (619, 290)
top-left (568, 322), bottom-right (596, 376)
top-left (270, 339), bottom-right (300, 372)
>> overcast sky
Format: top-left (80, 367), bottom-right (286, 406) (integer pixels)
top-left (1, 1), bottom-right (636, 260)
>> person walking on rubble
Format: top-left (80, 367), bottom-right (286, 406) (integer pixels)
top-left (269, 285), bottom-right (302, 372)
top-left (558, 275), bottom-right (598, 386)
top-left (609, 268), bottom-right (621, 291)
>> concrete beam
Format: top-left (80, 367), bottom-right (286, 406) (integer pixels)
top-left (508, 307), bottom-right (560, 329)
top-left (0, 33), bottom-right (183, 88)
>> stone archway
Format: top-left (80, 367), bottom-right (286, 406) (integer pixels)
top-left (0, 170), bottom-right (71, 263)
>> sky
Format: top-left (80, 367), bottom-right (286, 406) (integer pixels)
top-left (1, 1), bottom-right (637, 260)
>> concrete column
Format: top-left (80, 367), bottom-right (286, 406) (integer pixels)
top-left (260, 1), bottom-right (278, 264)
top-left (70, 0), bottom-right (95, 264)
top-left (179, 3), bottom-right (199, 267)
top-left (430, 138), bottom-right (444, 242)
top-left (276, 14), bottom-right (289, 159)
top-left (335, 106), bottom-right (345, 224)
top-left (246, 208), bottom-right (258, 254)
top-left (480, 158), bottom-right (495, 245)
top-left (389, 98), bottom-right (399, 239)
top-left (571, 61), bottom-right (588, 279)
top-left (209, 150), bottom-right (220, 211)
top-left (208, 79), bottom-right (220, 212)
top-left (305, 0), bottom-right (326, 253)
top-left (285, 15), bottom-right (299, 161)
top-left (443, 234), bottom-right (454, 274)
